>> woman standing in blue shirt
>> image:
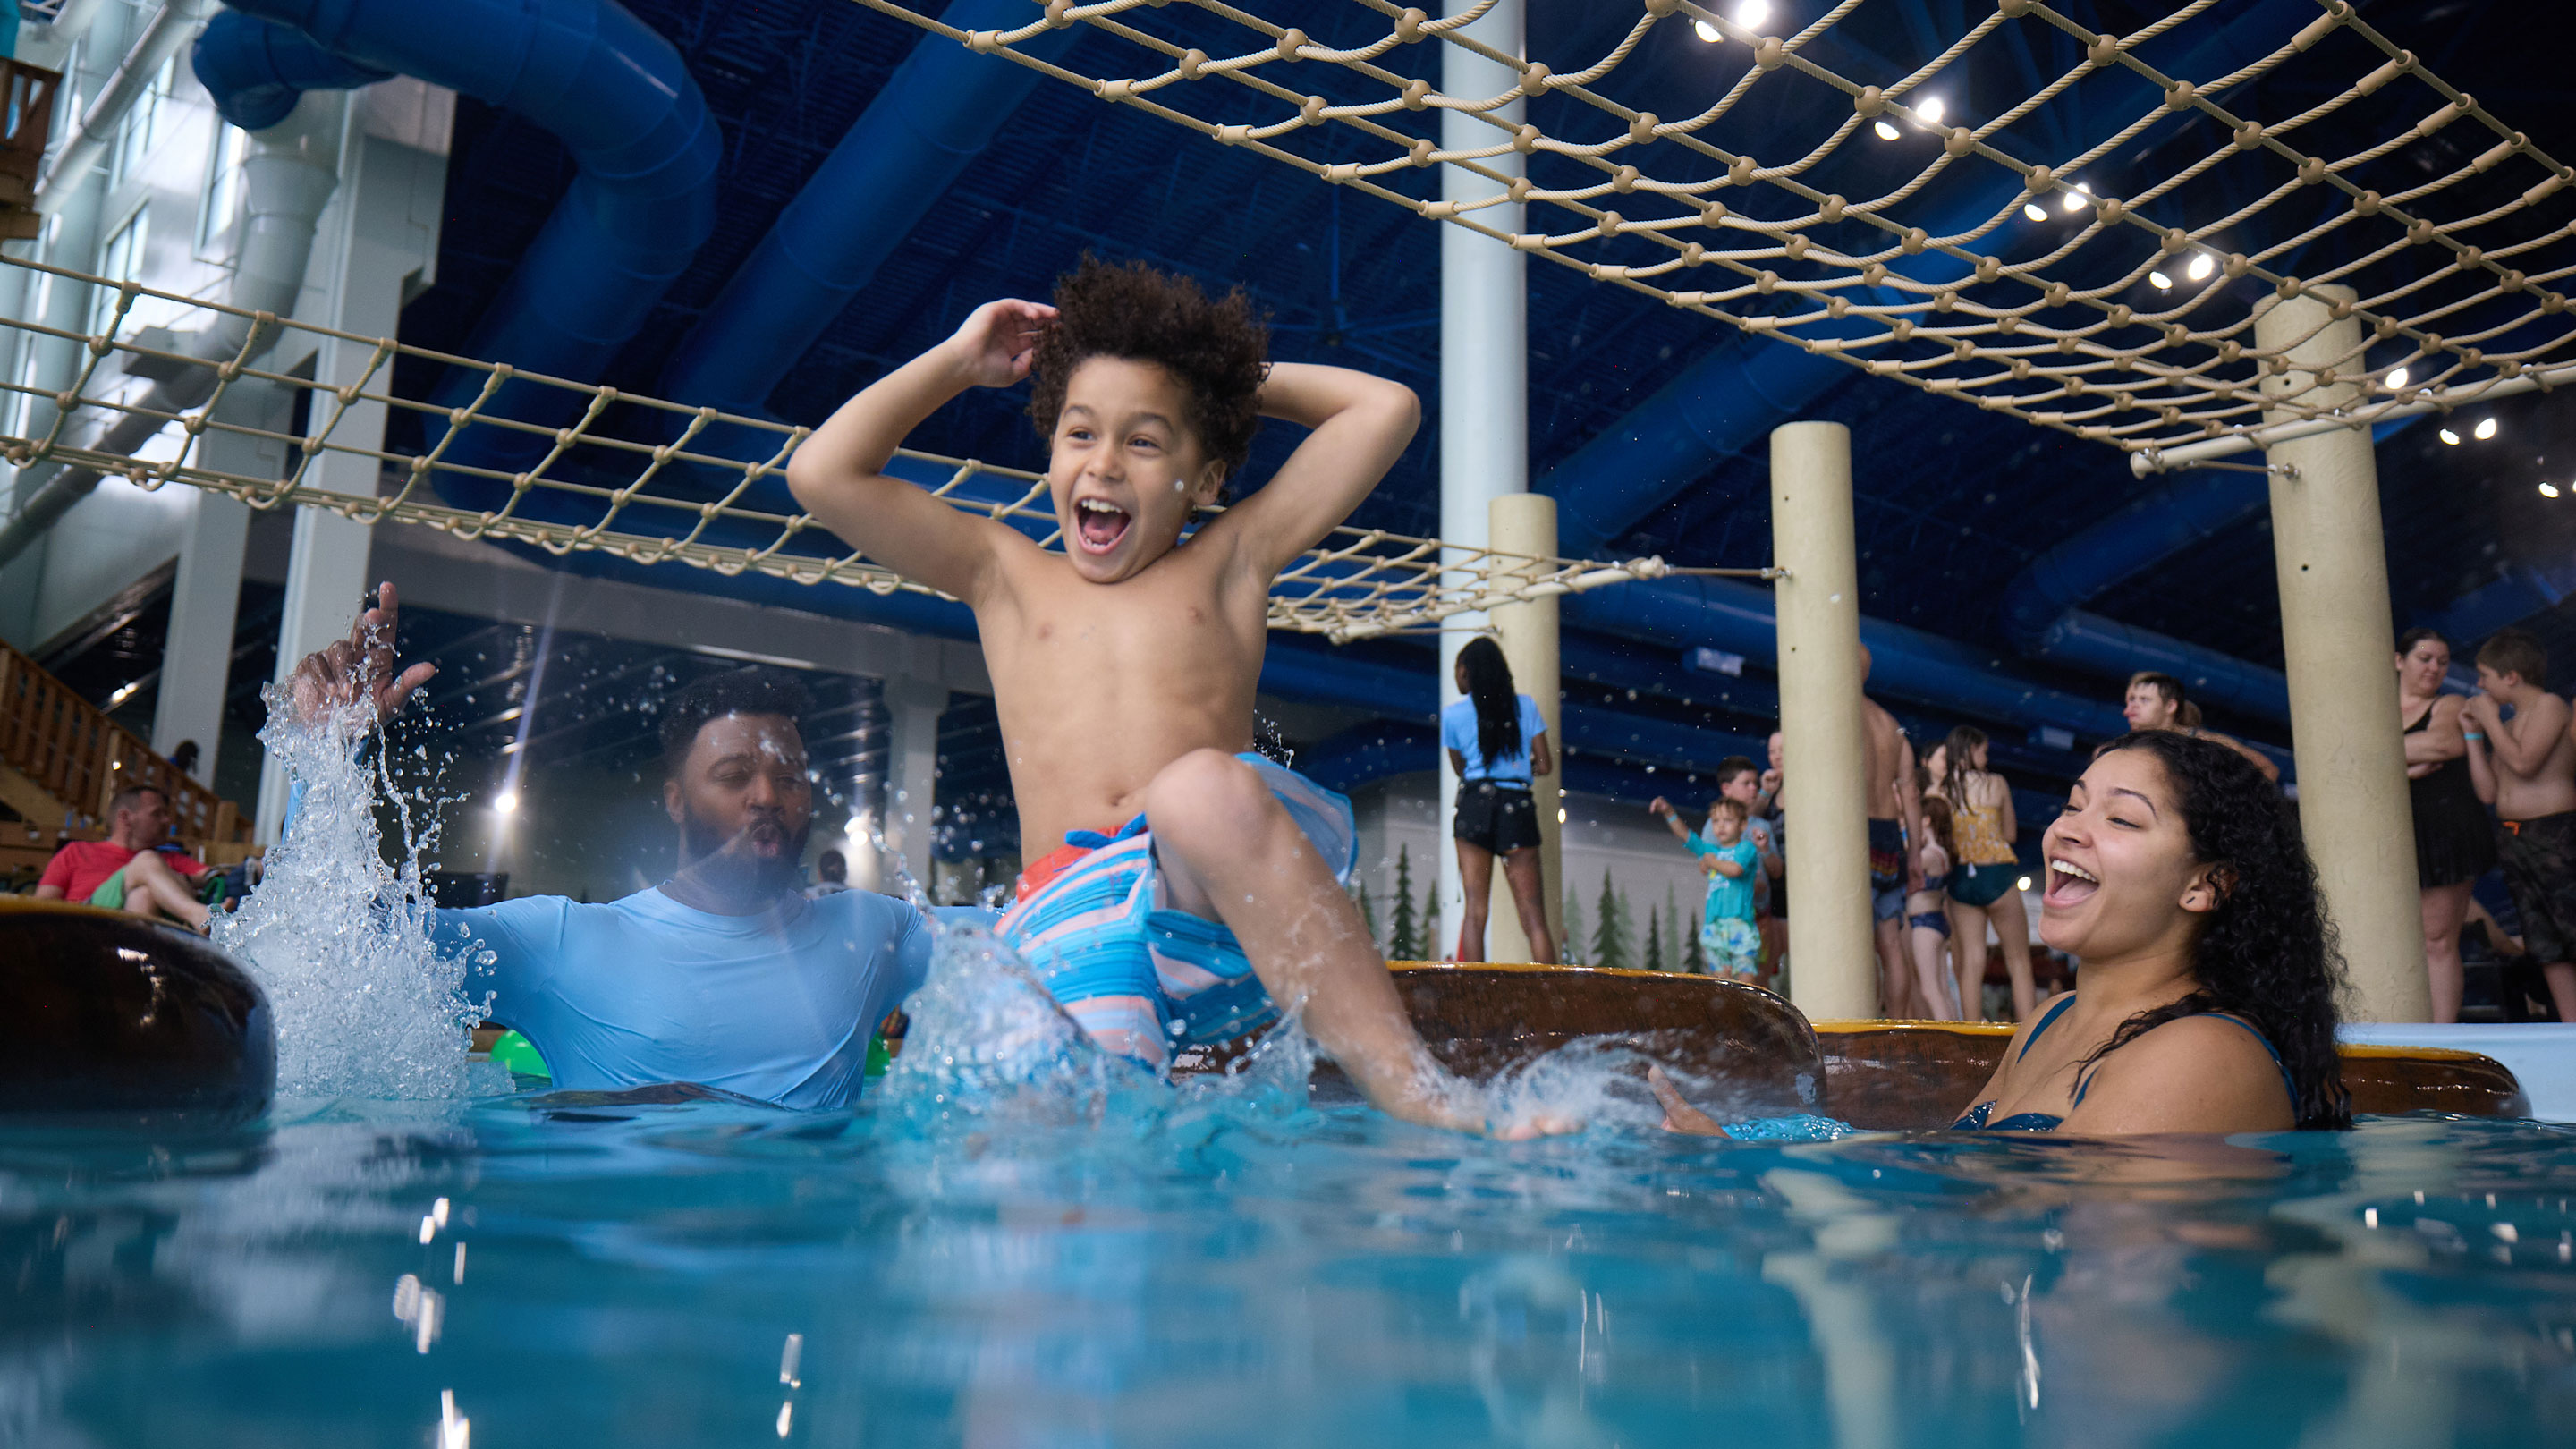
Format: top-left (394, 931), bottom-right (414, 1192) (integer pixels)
top-left (1443, 637), bottom-right (1558, 963)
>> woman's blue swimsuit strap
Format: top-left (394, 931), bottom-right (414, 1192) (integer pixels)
top-left (1951, 996), bottom-right (2297, 1132)
top-left (1951, 995), bottom-right (2079, 1132)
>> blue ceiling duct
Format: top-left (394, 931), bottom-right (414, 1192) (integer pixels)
top-left (1566, 573), bottom-right (2131, 740)
top-left (656, 0), bottom-right (1079, 429)
top-left (211, 0), bottom-right (722, 497)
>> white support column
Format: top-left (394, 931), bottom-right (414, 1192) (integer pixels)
top-left (256, 94), bottom-right (445, 840)
top-left (150, 381), bottom-right (288, 784)
top-left (1436, 0), bottom-right (1525, 961)
top-left (2256, 286), bottom-right (2429, 1022)
top-left (1772, 420), bottom-right (1873, 1021)
top-left (881, 676), bottom-right (946, 900)
top-left (1487, 493), bottom-right (1558, 963)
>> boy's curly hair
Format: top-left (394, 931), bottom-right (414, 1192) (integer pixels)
top-left (1029, 256), bottom-right (1269, 493)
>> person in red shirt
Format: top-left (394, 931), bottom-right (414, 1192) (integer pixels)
top-left (35, 784), bottom-right (215, 930)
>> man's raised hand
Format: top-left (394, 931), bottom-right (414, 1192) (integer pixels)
top-left (947, 299), bottom-right (1056, 389)
top-left (289, 581), bottom-right (436, 725)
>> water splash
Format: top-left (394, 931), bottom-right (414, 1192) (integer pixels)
top-left (214, 694), bottom-right (492, 1099)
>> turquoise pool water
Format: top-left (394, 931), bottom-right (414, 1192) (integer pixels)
top-left (6, 1084), bottom-right (2573, 1446)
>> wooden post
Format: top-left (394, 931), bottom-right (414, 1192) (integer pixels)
top-left (1487, 493), bottom-right (1560, 963)
top-left (1771, 420), bottom-right (1875, 1020)
top-left (2255, 284), bottom-right (2430, 1021)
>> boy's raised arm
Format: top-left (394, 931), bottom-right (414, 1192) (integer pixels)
top-left (1212, 361), bottom-right (1420, 580)
top-left (786, 300), bottom-right (1055, 604)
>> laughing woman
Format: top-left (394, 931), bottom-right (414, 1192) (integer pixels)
top-left (1657, 731), bottom-right (2350, 1136)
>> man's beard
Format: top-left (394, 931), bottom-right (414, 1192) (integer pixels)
top-left (678, 807), bottom-right (812, 897)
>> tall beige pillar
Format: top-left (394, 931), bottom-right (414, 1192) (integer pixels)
top-left (1487, 494), bottom-right (1561, 963)
top-left (1771, 421), bottom-right (1875, 1019)
top-left (2256, 286), bottom-right (2430, 1021)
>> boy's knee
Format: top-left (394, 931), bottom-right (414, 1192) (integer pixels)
top-left (1147, 750), bottom-right (1271, 839)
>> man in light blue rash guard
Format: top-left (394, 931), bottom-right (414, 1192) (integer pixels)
top-left (284, 585), bottom-right (937, 1107)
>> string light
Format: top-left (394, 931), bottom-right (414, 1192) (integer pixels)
top-left (2439, 428), bottom-right (2462, 445)
top-left (2475, 417), bottom-right (2498, 440)
top-left (1737, 0), bottom-right (1772, 26)
top-left (2541, 483), bottom-right (2561, 498)
top-left (2149, 271), bottom-right (2174, 291)
top-left (1693, 19), bottom-right (1719, 42)
top-left (2385, 367), bottom-right (2410, 390)
top-left (2186, 252), bottom-right (2215, 281)
top-left (1873, 120), bottom-right (1900, 140)
top-left (2060, 182), bottom-right (2091, 212)
top-left (2022, 203), bottom-right (2047, 222)
top-left (1915, 95), bottom-right (1946, 125)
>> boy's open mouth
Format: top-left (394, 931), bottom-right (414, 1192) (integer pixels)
top-left (1074, 496), bottom-right (1131, 555)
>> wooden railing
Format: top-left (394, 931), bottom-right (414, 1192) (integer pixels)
top-left (0, 637), bottom-right (246, 849)
top-left (0, 59), bottom-right (61, 237)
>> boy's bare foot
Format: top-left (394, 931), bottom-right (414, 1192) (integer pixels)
top-left (1648, 1064), bottom-right (1732, 1138)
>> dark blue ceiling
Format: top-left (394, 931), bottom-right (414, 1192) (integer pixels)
top-left (392, 0), bottom-right (2576, 778)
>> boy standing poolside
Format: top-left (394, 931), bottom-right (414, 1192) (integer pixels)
top-left (2462, 629), bottom-right (2576, 1021)
top-left (1649, 796), bottom-right (1761, 978)
top-left (789, 259), bottom-right (1556, 1136)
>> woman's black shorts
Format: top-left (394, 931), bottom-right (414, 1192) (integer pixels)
top-left (1454, 782), bottom-right (1542, 854)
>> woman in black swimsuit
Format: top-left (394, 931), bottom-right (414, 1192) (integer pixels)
top-left (2395, 627), bottom-right (2493, 1022)
top-left (1656, 731), bottom-right (2350, 1136)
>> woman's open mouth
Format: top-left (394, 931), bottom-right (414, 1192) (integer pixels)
top-left (2044, 856), bottom-right (2099, 908)
top-left (1074, 496), bottom-right (1131, 555)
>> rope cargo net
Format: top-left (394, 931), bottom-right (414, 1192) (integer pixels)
top-left (0, 254), bottom-right (1752, 644)
top-left (850, 0), bottom-right (2576, 473)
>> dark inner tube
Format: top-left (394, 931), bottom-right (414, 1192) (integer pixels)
top-left (0, 899), bottom-right (275, 1127)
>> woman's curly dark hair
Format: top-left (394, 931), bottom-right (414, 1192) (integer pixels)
top-left (1029, 256), bottom-right (1269, 492)
top-left (2080, 731), bottom-right (2351, 1129)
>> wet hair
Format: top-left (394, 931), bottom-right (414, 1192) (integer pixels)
top-left (107, 784), bottom-right (168, 818)
top-left (1456, 636), bottom-right (1522, 769)
top-left (659, 668), bottom-right (812, 776)
top-left (1712, 755), bottom-right (1758, 789)
top-left (2394, 626), bottom-right (2449, 659)
top-left (2477, 628), bottom-right (2547, 689)
top-left (2127, 670), bottom-right (2182, 709)
top-left (2080, 731), bottom-right (2351, 1130)
top-left (1943, 725), bottom-right (1990, 786)
top-left (1029, 255), bottom-right (1270, 490)
top-left (1923, 794), bottom-right (1959, 861)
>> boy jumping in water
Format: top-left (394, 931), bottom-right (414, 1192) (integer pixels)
top-left (789, 258), bottom-right (1558, 1136)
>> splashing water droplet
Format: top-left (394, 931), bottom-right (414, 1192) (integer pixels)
top-left (214, 692), bottom-right (496, 1099)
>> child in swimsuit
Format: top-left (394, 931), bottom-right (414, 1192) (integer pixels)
top-left (1905, 795), bottom-right (1960, 1019)
top-left (789, 259), bottom-right (1558, 1137)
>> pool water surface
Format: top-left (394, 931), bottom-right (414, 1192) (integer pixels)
top-left (4, 1084), bottom-right (2573, 1447)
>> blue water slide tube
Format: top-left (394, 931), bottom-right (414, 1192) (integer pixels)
top-left (205, 0), bottom-right (722, 500)
top-left (655, 0), bottom-right (1080, 429)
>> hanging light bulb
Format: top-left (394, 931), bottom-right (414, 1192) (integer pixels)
top-left (1874, 119), bottom-right (1901, 140)
top-left (2062, 182), bottom-right (2091, 213)
top-left (2022, 203), bottom-right (2048, 222)
top-left (1737, 0), bottom-right (1772, 27)
top-left (2385, 366), bottom-right (2410, 390)
top-left (2186, 252), bottom-right (2215, 281)
top-left (1915, 95), bottom-right (1946, 126)
top-left (2541, 483), bottom-right (2561, 498)
top-left (2439, 428), bottom-right (2462, 445)
top-left (1693, 19), bottom-right (1721, 42)
top-left (2475, 416), bottom-right (2498, 440)
top-left (2149, 271), bottom-right (2174, 290)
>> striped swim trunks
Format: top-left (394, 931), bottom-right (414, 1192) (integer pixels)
top-left (995, 753), bottom-right (1357, 1070)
